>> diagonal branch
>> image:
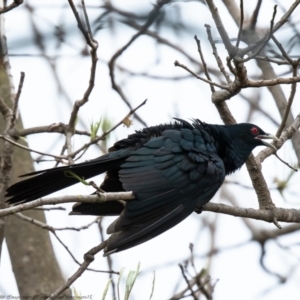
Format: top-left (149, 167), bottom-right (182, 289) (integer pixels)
top-left (108, 0), bottom-right (171, 127)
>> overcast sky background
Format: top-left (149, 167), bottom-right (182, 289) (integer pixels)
top-left (1, 1), bottom-right (300, 299)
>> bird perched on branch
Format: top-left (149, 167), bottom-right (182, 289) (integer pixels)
top-left (6, 118), bottom-right (278, 255)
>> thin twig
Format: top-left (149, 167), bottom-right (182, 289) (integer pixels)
top-left (0, 134), bottom-right (66, 161)
top-left (98, 218), bottom-right (117, 299)
top-left (257, 112), bottom-right (300, 163)
top-left (65, 0), bottom-right (98, 164)
top-left (0, 0), bottom-right (23, 14)
top-left (238, 5), bottom-right (277, 62)
top-left (235, 0), bottom-right (244, 48)
top-left (205, 0), bottom-right (235, 55)
top-left (178, 264), bottom-right (198, 300)
top-left (204, 24), bottom-right (232, 84)
top-left (271, 35), bottom-right (294, 65)
top-left (81, 0), bottom-right (92, 37)
top-left (108, 1), bottom-right (171, 127)
top-left (249, 0), bottom-right (262, 30)
top-left (10, 72), bottom-right (25, 129)
top-left (14, 213), bottom-right (117, 275)
top-left (194, 35), bottom-right (215, 93)
top-left (3, 100), bottom-right (147, 165)
top-left (274, 153), bottom-right (298, 172)
top-left (240, 0), bottom-right (300, 56)
top-left (255, 55), bottom-right (290, 65)
top-left (174, 60), bottom-right (229, 90)
top-left (33, 206), bottom-right (66, 211)
top-left (65, 99), bottom-right (147, 160)
top-left (47, 241), bottom-right (108, 300)
top-left (276, 65), bottom-right (298, 137)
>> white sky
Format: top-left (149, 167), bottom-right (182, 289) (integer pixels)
top-left (1, 1), bottom-right (300, 299)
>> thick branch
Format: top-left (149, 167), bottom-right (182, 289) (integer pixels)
top-left (2, 192), bottom-right (134, 217)
top-left (204, 202), bottom-right (300, 223)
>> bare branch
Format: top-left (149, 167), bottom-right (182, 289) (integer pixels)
top-left (2, 193), bottom-right (135, 217)
top-left (238, 5), bottom-right (277, 62)
top-left (204, 25), bottom-right (232, 84)
top-left (2, 99), bottom-right (147, 165)
top-left (0, 0), bottom-right (23, 14)
top-left (108, 1), bottom-right (172, 127)
top-left (257, 112), bottom-right (300, 163)
top-left (274, 153), bottom-right (298, 172)
top-left (11, 124), bottom-right (91, 138)
top-left (276, 65), bottom-right (298, 137)
top-left (203, 202), bottom-right (300, 223)
top-left (15, 212), bottom-right (117, 274)
top-left (65, 98), bottom-right (147, 160)
top-left (205, 0), bottom-right (235, 55)
top-left (194, 35), bottom-right (215, 93)
top-left (65, 0), bottom-right (98, 164)
top-left (246, 76), bottom-right (300, 87)
top-left (0, 134), bottom-right (67, 161)
top-left (46, 241), bottom-right (108, 300)
top-left (240, 0), bottom-right (300, 56)
top-left (10, 72), bottom-right (25, 130)
top-left (249, 0), bottom-right (262, 30)
top-left (178, 264), bottom-right (198, 300)
top-left (174, 60), bottom-right (229, 90)
top-left (235, 0), bottom-right (244, 48)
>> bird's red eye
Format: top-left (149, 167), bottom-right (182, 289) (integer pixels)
top-left (251, 127), bottom-right (259, 135)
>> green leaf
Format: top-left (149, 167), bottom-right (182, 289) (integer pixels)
top-left (124, 262), bottom-right (141, 300)
top-left (149, 271), bottom-right (155, 300)
top-left (64, 170), bottom-right (89, 185)
top-left (72, 287), bottom-right (81, 300)
top-left (117, 267), bottom-right (125, 300)
top-left (90, 119), bottom-right (101, 140)
top-left (101, 279), bottom-right (112, 300)
top-left (101, 116), bottom-right (113, 149)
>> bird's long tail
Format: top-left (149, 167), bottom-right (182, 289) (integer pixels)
top-left (5, 154), bottom-right (124, 204)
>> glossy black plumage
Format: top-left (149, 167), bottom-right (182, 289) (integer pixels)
top-left (6, 118), bottom-right (277, 255)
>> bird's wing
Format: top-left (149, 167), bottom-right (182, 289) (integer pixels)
top-left (104, 129), bottom-right (225, 255)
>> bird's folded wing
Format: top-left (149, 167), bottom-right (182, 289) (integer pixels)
top-left (104, 129), bottom-right (225, 254)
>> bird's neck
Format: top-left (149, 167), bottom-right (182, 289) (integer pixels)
top-left (212, 127), bottom-right (254, 175)
top-left (221, 144), bottom-right (251, 175)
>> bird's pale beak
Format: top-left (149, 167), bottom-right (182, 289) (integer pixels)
top-left (256, 133), bottom-right (280, 151)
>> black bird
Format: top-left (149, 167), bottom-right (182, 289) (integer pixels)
top-left (6, 119), bottom-right (278, 255)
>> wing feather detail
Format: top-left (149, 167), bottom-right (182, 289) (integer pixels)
top-left (105, 129), bottom-right (225, 254)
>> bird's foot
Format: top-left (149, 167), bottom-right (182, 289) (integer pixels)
top-left (195, 206), bottom-right (203, 214)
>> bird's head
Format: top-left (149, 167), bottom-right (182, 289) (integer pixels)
top-left (229, 123), bottom-right (279, 150)
top-left (220, 123), bottom-right (279, 174)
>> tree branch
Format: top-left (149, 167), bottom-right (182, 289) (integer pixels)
top-left (203, 202), bottom-right (300, 223)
